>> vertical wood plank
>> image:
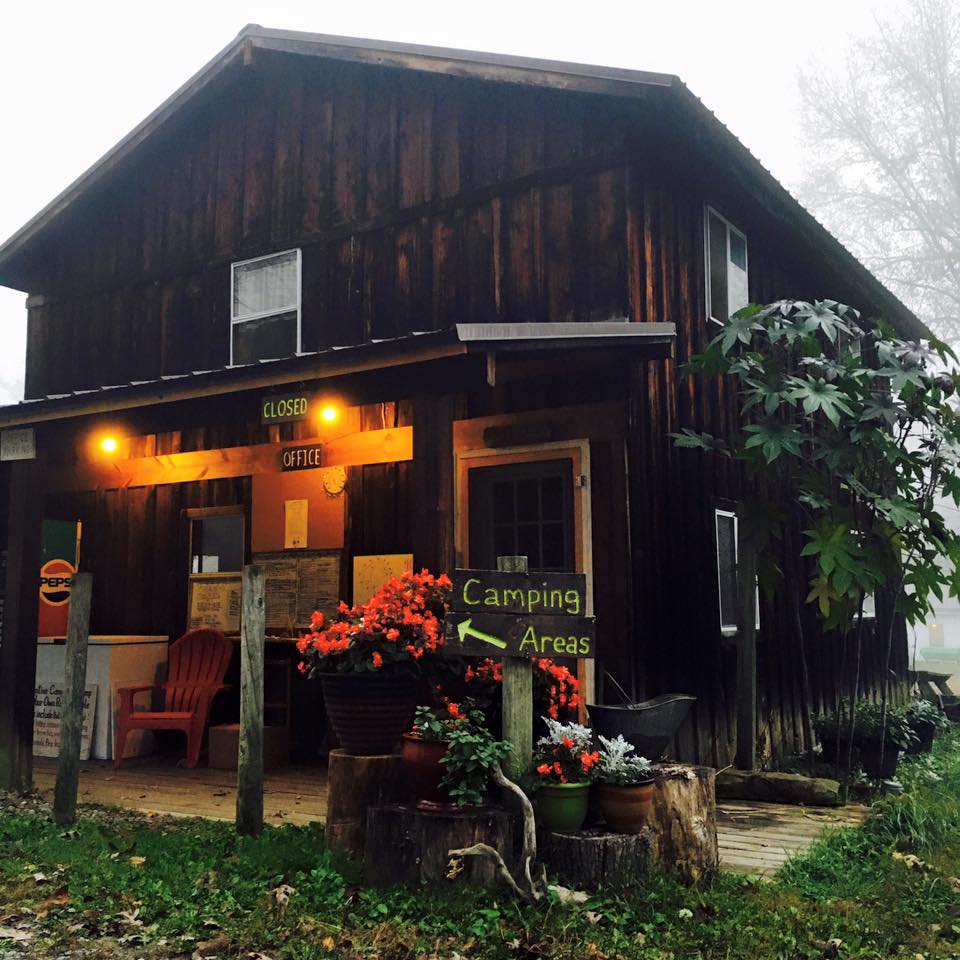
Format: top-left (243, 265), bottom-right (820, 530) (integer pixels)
top-left (237, 564), bottom-right (266, 835)
top-left (0, 460), bottom-right (43, 792)
top-left (498, 555), bottom-right (533, 784)
top-left (53, 572), bottom-right (93, 825)
top-left (735, 511), bottom-right (758, 770)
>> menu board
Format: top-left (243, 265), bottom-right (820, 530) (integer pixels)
top-left (188, 575), bottom-right (242, 633)
top-left (33, 682), bottom-right (97, 759)
top-left (254, 550), bottom-right (343, 633)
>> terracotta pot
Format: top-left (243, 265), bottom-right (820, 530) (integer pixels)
top-left (536, 782), bottom-right (590, 833)
top-left (320, 671), bottom-right (417, 755)
top-left (595, 781), bottom-right (656, 835)
top-left (401, 733), bottom-right (451, 805)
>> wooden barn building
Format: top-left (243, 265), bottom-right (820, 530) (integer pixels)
top-left (0, 27), bottom-right (926, 788)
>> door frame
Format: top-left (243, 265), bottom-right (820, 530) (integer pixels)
top-left (454, 439), bottom-right (595, 706)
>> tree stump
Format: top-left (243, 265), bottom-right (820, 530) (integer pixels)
top-left (538, 829), bottom-right (655, 888)
top-left (325, 750), bottom-right (411, 855)
top-left (539, 764), bottom-right (717, 889)
top-left (365, 804), bottom-right (516, 889)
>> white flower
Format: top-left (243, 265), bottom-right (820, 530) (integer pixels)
top-left (678, 908), bottom-right (693, 920)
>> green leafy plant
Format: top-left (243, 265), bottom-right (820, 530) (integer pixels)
top-left (438, 716), bottom-right (511, 806)
top-left (905, 698), bottom-right (951, 733)
top-left (594, 734), bottom-right (655, 786)
top-left (814, 700), bottom-right (915, 752)
top-left (676, 299), bottom-right (960, 791)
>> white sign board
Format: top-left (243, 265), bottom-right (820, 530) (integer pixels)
top-left (33, 682), bottom-right (97, 759)
top-left (0, 428), bottom-right (36, 462)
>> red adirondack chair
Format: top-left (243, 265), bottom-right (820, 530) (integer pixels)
top-left (114, 628), bottom-right (233, 769)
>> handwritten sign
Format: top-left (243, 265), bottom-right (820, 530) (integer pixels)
top-left (33, 682), bottom-right (97, 759)
top-left (0, 427), bottom-right (36, 461)
top-left (445, 569), bottom-right (595, 658)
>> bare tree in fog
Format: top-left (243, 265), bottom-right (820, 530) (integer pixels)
top-left (798, 0), bottom-right (960, 341)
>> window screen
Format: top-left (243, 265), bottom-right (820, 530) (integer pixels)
top-left (715, 510), bottom-right (738, 634)
top-left (706, 208), bottom-right (749, 324)
top-left (231, 249), bottom-right (301, 364)
top-left (190, 515), bottom-right (245, 575)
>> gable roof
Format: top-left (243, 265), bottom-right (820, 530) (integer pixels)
top-left (0, 24), bottom-right (930, 340)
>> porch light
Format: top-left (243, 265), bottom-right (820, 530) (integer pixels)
top-left (99, 435), bottom-right (119, 455)
top-left (319, 404), bottom-right (339, 424)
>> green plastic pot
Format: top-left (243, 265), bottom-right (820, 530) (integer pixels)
top-left (536, 782), bottom-right (590, 832)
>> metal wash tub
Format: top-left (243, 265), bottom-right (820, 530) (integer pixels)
top-left (587, 694), bottom-right (697, 761)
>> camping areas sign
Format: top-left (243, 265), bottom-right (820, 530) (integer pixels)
top-left (444, 569), bottom-right (595, 658)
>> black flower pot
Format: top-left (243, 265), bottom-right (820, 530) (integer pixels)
top-left (320, 671), bottom-right (417, 755)
top-left (857, 738), bottom-right (900, 779)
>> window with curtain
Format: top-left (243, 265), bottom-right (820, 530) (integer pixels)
top-left (705, 207), bottom-right (749, 324)
top-left (230, 249), bottom-right (301, 364)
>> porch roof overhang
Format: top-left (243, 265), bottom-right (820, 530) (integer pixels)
top-left (0, 322), bottom-right (675, 430)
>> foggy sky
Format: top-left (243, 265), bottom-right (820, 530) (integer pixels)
top-left (0, 0), bottom-right (902, 405)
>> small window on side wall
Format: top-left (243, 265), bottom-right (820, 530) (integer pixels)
top-left (230, 249), bottom-right (301, 365)
top-left (715, 509), bottom-right (739, 637)
top-left (705, 208), bottom-right (749, 324)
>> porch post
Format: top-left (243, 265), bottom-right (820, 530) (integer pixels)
top-left (0, 459), bottom-right (44, 792)
top-left (236, 563), bottom-right (266, 836)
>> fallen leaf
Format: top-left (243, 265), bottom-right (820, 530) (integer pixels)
top-left (129, 856), bottom-right (146, 868)
top-left (585, 910), bottom-right (602, 925)
top-left (0, 927), bottom-right (32, 943)
top-left (550, 884), bottom-right (589, 905)
top-left (321, 936), bottom-right (337, 952)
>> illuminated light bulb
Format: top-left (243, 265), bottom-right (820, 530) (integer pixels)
top-left (320, 405), bottom-right (339, 424)
top-left (100, 436), bottom-right (118, 454)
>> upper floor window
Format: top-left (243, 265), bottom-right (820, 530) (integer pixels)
top-left (230, 249), bottom-right (301, 365)
top-left (705, 208), bottom-right (748, 324)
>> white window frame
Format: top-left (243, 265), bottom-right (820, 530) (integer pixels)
top-left (715, 508), bottom-right (739, 637)
top-left (704, 206), bottom-right (749, 326)
top-left (229, 248), bottom-right (302, 366)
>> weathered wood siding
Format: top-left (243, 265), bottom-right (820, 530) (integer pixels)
top-left (17, 53), bottom-right (907, 768)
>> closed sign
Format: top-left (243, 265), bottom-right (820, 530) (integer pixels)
top-left (261, 394), bottom-right (309, 425)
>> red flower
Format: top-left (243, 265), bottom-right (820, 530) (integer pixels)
top-left (536, 763), bottom-right (551, 777)
top-left (372, 652), bottom-right (383, 669)
top-left (561, 737), bottom-right (574, 750)
top-left (447, 702), bottom-right (461, 719)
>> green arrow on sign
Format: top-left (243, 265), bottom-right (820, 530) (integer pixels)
top-left (456, 618), bottom-right (508, 649)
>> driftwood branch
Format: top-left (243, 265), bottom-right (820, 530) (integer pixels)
top-left (446, 842), bottom-right (529, 900)
top-left (447, 762), bottom-right (549, 903)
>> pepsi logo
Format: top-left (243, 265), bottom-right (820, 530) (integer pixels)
top-left (40, 559), bottom-right (75, 607)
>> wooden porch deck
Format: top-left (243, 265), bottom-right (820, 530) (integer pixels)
top-left (32, 759), bottom-right (870, 876)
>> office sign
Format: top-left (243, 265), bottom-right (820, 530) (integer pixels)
top-left (445, 569), bottom-right (594, 658)
top-left (261, 393), bottom-right (310, 425)
top-left (281, 443), bottom-right (324, 471)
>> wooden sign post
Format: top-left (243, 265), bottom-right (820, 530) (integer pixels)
top-left (444, 560), bottom-right (595, 784)
top-left (236, 564), bottom-right (266, 836)
top-left (53, 572), bottom-right (93, 826)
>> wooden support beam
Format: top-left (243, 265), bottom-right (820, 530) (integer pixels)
top-left (0, 459), bottom-right (44, 792)
top-left (53, 572), bottom-right (93, 825)
top-left (498, 555), bottom-right (533, 784)
top-left (735, 510), bottom-right (758, 772)
top-left (236, 564), bottom-right (265, 836)
top-left (57, 426), bottom-right (414, 492)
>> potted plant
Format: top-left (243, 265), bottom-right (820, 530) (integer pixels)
top-left (904, 699), bottom-right (949, 755)
top-left (439, 712), bottom-right (512, 808)
top-left (814, 700), bottom-right (914, 779)
top-left (533, 717), bottom-right (598, 833)
top-left (297, 570), bottom-right (451, 755)
top-left (593, 734), bottom-right (656, 835)
top-left (402, 701), bottom-right (480, 806)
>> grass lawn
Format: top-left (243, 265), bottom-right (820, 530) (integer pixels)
top-left (4, 740), bottom-right (960, 959)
